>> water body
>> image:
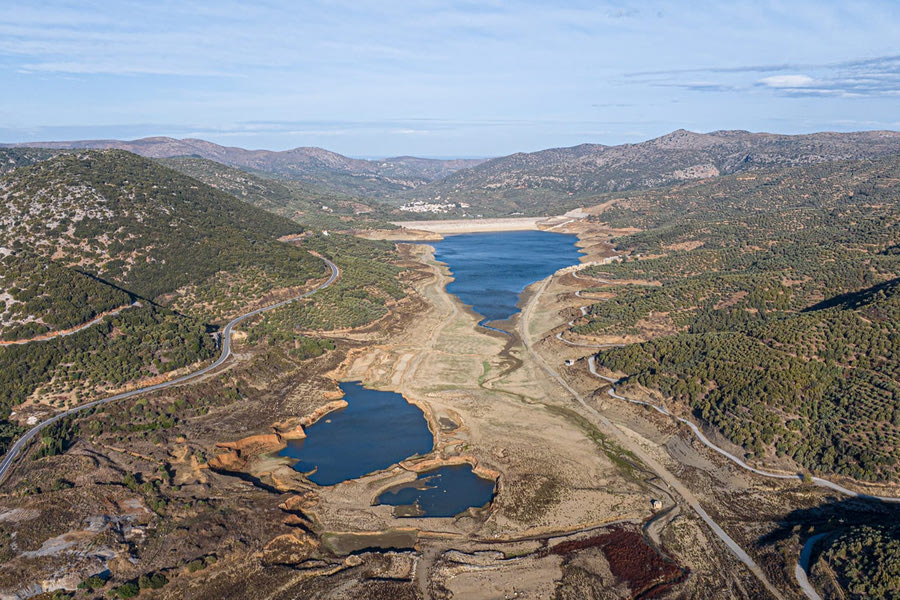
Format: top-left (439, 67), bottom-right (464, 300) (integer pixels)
top-left (376, 464), bottom-right (496, 517)
top-left (280, 381), bottom-right (433, 486)
top-left (432, 230), bottom-right (583, 330)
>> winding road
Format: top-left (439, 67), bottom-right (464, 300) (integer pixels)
top-left (0, 255), bottom-right (339, 485)
top-left (564, 268), bottom-right (900, 599)
top-left (795, 533), bottom-right (828, 600)
top-left (587, 353), bottom-right (900, 505)
top-left (520, 275), bottom-right (787, 600)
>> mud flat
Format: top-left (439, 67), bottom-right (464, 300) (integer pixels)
top-left (385, 208), bottom-right (590, 239)
top-left (199, 227), bottom-right (777, 598)
top-left (286, 240), bottom-right (702, 596)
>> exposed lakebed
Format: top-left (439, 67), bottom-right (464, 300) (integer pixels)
top-left (432, 229), bottom-right (584, 329)
top-left (282, 232), bottom-right (581, 515)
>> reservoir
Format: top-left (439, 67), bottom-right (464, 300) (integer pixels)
top-left (432, 230), bottom-right (583, 329)
top-left (280, 381), bottom-right (433, 486)
top-left (376, 464), bottom-right (496, 517)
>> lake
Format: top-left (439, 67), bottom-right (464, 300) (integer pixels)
top-left (432, 230), bottom-right (583, 330)
top-left (376, 464), bottom-right (496, 517)
top-left (279, 381), bottom-right (433, 486)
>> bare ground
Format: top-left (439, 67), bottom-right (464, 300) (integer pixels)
top-left (0, 218), bottom-right (849, 600)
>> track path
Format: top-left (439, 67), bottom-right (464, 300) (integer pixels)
top-left (566, 263), bottom-right (900, 600)
top-left (565, 262), bottom-right (900, 502)
top-left (520, 274), bottom-right (787, 599)
top-left (0, 301), bottom-right (140, 346)
top-left (0, 255), bottom-right (339, 485)
top-left (588, 357), bottom-right (900, 503)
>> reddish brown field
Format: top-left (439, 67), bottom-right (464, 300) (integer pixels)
top-left (546, 526), bottom-right (688, 599)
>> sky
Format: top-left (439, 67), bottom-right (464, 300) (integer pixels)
top-left (0, 0), bottom-right (898, 157)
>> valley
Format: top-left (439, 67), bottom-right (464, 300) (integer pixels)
top-left (0, 134), bottom-right (896, 600)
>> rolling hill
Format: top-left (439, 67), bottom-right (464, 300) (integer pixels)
top-left (1, 137), bottom-right (486, 198)
top-left (574, 156), bottom-right (900, 482)
top-left (398, 129), bottom-right (900, 216)
top-left (0, 150), bottom-right (324, 302)
top-left (9, 130), bottom-right (900, 220)
top-left (157, 156), bottom-right (396, 229)
top-left (0, 150), bottom-right (334, 450)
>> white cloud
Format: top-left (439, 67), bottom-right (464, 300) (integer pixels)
top-left (758, 74), bottom-right (816, 88)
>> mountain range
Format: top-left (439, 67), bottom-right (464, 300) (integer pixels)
top-left (5, 129), bottom-right (900, 218)
top-left (0, 137), bottom-right (487, 198)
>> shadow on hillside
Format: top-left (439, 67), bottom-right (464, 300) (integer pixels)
top-left (758, 494), bottom-right (900, 547)
top-left (803, 277), bottom-right (899, 312)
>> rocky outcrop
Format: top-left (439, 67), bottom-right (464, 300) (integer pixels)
top-left (400, 454), bottom-right (500, 483)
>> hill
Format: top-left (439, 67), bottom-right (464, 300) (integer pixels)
top-left (0, 150), bottom-right (325, 302)
top-left (574, 156), bottom-right (900, 482)
top-left (10, 130), bottom-right (900, 219)
top-left (0, 148), bottom-right (60, 174)
top-left (2, 137), bottom-right (486, 198)
top-left (157, 156), bottom-right (396, 229)
top-left (0, 150), bottom-right (338, 451)
top-left (399, 129), bottom-right (900, 217)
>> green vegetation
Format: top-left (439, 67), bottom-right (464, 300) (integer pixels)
top-left (159, 156), bottom-right (398, 230)
top-left (248, 233), bottom-right (407, 333)
top-left (77, 574), bottom-right (108, 590)
top-left (0, 304), bottom-right (214, 404)
top-left (0, 148), bottom-right (59, 174)
top-left (34, 418), bottom-right (78, 459)
top-left (245, 320), bottom-right (336, 360)
top-left (185, 555), bottom-right (217, 573)
top-left (818, 524), bottom-right (900, 599)
top-left (0, 255), bottom-right (132, 340)
top-left (577, 157), bottom-right (900, 482)
top-left (138, 572), bottom-right (169, 590)
top-left (0, 304), bottom-right (215, 455)
top-left (0, 150), bottom-right (324, 301)
top-left (112, 582), bottom-right (140, 598)
top-left (0, 150), bottom-right (346, 458)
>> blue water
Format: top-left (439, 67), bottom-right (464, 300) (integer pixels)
top-left (376, 464), bottom-right (496, 517)
top-left (432, 230), bottom-right (583, 329)
top-left (279, 381), bottom-right (434, 486)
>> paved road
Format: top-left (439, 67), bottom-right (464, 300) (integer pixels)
top-left (520, 275), bottom-right (786, 600)
top-left (0, 255), bottom-right (339, 485)
top-left (587, 356), bottom-right (900, 504)
top-left (795, 533), bottom-right (828, 600)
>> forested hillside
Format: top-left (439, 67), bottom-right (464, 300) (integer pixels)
top-left (0, 150), bottom-right (342, 456)
top-left (158, 156), bottom-right (396, 229)
top-left (397, 129), bottom-right (900, 217)
top-left (0, 148), bottom-right (58, 174)
top-left (0, 150), bottom-right (326, 301)
top-left (0, 255), bottom-right (132, 341)
top-left (815, 523), bottom-right (900, 599)
top-left (575, 156), bottom-right (900, 482)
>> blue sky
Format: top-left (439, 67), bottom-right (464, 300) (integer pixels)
top-left (1, 0), bottom-right (898, 157)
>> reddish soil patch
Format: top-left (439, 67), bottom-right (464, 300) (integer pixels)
top-left (545, 526), bottom-right (687, 599)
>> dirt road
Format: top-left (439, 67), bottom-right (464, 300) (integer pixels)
top-left (519, 274), bottom-right (787, 600)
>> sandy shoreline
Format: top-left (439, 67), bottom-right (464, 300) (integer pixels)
top-left (391, 208), bottom-right (590, 236)
top-left (393, 216), bottom-right (545, 233)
